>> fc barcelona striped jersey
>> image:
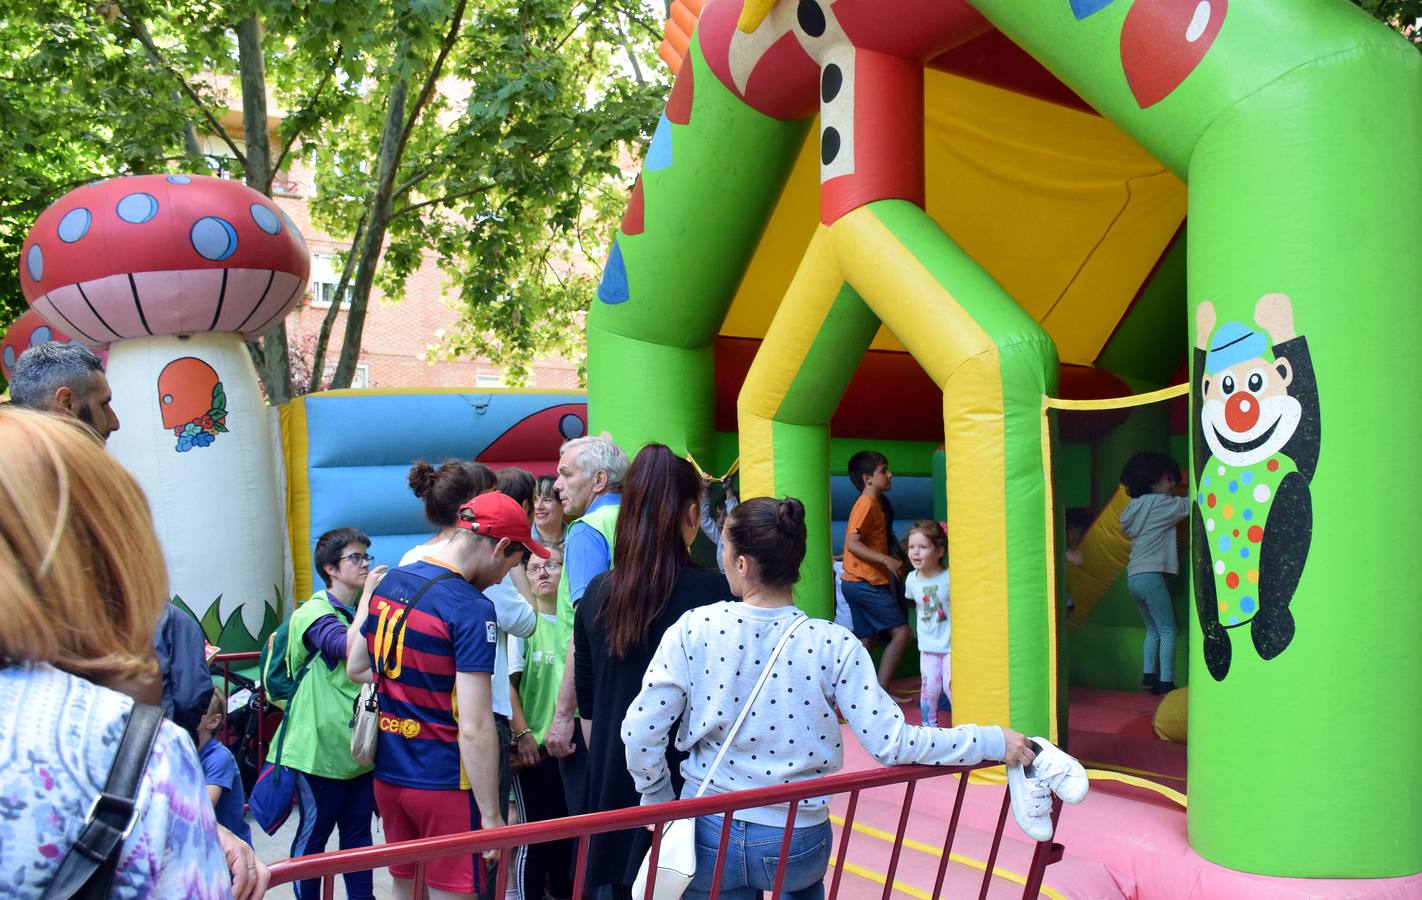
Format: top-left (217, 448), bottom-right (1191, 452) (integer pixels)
top-left (363, 559), bottom-right (497, 790)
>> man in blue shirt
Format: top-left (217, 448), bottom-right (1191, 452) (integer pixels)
top-left (544, 435), bottom-right (628, 819)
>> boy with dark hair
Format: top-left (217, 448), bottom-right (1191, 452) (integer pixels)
top-left (841, 450), bottom-right (912, 690)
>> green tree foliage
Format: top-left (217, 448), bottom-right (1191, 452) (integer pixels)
top-left (0, 0), bottom-right (664, 394)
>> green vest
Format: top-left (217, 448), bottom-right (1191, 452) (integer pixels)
top-left (556, 500), bottom-right (619, 721)
top-left (555, 499), bottom-right (620, 648)
top-left (270, 590), bottom-right (373, 780)
top-left (517, 613), bottom-right (565, 743)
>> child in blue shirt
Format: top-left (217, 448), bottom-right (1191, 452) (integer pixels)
top-left (196, 690), bottom-right (252, 846)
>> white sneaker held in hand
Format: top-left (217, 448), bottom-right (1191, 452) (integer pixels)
top-left (1026, 737), bottom-right (1089, 804)
top-left (1006, 762), bottom-right (1055, 842)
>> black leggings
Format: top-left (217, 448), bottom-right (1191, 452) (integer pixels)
top-left (512, 754), bottom-right (576, 900)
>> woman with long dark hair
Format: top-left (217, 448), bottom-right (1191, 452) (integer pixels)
top-left (573, 443), bottom-right (734, 898)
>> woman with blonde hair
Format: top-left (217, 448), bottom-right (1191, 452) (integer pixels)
top-left (0, 407), bottom-right (265, 899)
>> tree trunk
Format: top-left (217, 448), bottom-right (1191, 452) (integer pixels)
top-left (310, 214), bottom-right (366, 392)
top-left (330, 77), bottom-right (408, 389)
top-left (177, 92), bottom-right (204, 164)
top-left (236, 15), bottom-right (295, 403)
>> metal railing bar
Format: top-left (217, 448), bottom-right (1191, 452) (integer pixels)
top-left (976, 790), bottom-right (1012, 900)
top-left (826, 790), bottom-right (860, 900)
top-left (931, 772), bottom-right (971, 900)
top-left (571, 834), bottom-right (590, 900)
top-left (880, 780), bottom-right (915, 900)
top-left (643, 820), bottom-right (664, 900)
top-left (710, 812), bottom-right (733, 900)
top-left (768, 800), bottom-right (800, 900)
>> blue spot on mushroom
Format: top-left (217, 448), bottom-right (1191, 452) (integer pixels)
top-left (31, 326), bottom-right (52, 345)
top-left (191, 216), bottom-right (238, 261)
top-left (57, 208), bottom-right (91, 243)
top-left (25, 244), bottom-right (43, 281)
top-left (166, 175), bottom-right (192, 184)
top-left (116, 192), bottom-right (159, 224)
top-left (3, 346), bottom-right (13, 370)
top-left (250, 203), bottom-right (282, 235)
top-left (280, 210), bottom-right (305, 246)
top-left (598, 241), bottom-right (630, 304)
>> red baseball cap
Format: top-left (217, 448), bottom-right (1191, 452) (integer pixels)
top-left (456, 492), bottom-right (550, 558)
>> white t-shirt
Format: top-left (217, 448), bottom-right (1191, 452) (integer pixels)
top-left (905, 568), bottom-right (951, 654)
top-left (508, 611), bottom-right (559, 674)
top-left (399, 540), bottom-right (535, 718)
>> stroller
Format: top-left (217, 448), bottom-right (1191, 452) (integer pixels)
top-left (218, 668), bottom-right (285, 796)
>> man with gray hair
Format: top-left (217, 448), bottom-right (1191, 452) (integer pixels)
top-left (9, 341), bottom-right (120, 442)
top-left (544, 434), bottom-right (628, 816)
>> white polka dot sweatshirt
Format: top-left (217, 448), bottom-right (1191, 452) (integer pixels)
top-left (622, 601), bottom-right (1007, 827)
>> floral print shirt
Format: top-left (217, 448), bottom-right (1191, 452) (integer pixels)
top-left (0, 663), bottom-right (231, 899)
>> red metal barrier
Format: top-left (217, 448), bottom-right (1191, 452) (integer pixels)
top-left (268, 762), bottom-right (1065, 900)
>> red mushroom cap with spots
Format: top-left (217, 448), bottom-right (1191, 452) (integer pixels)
top-left (0, 308), bottom-right (108, 381)
top-left (19, 174), bottom-right (310, 347)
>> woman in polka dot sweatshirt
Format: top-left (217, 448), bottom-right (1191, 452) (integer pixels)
top-left (623, 497), bottom-right (1034, 900)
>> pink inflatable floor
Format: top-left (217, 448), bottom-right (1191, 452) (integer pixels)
top-left (825, 691), bottom-right (1422, 899)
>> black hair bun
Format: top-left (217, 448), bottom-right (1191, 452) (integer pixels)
top-left (408, 460), bottom-right (436, 498)
top-left (776, 497), bottom-right (806, 530)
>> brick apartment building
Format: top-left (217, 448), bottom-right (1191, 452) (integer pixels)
top-left (199, 119), bottom-right (584, 393)
top-left (273, 167), bottom-right (583, 392)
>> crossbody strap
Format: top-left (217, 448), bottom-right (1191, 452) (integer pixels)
top-left (377, 571), bottom-right (462, 683)
top-left (40, 703), bottom-right (164, 900)
top-left (695, 614), bottom-right (810, 798)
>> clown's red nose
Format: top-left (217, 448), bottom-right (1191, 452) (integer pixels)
top-left (1225, 392), bottom-right (1260, 433)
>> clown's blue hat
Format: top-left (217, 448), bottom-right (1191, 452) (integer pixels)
top-left (1205, 322), bottom-right (1268, 373)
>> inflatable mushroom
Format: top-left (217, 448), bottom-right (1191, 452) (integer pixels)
top-left (1, 308), bottom-right (106, 381)
top-left (20, 174), bottom-right (309, 651)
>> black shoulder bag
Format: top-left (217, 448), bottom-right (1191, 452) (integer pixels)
top-left (40, 702), bottom-right (164, 900)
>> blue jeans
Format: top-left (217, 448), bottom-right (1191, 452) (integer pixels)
top-left (684, 817), bottom-right (832, 900)
top-left (1127, 572), bottom-right (1176, 682)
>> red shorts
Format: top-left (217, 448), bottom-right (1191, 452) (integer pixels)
top-left (374, 780), bottom-right (485, 894)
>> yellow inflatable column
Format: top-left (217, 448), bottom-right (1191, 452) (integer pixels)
top-left (738, 227), bottom-right (879, 617)
top-left (832, 201), bottom-right (1058, 735)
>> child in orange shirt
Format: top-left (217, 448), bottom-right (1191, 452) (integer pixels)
top-left (841, 450), bottom-right (912, 689)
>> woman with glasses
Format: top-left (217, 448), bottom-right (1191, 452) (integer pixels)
top-left (532, 475), bottom-right (567, 552)
top-left (270, 527), bottom-right (379, 900)
top-left (507, 548), bottom-right (576, 900)
top-left (573, 444), bottom-right (736, 899)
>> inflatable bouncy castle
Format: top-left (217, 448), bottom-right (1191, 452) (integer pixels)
top-left (586, 0), bottom-right (1422, 892)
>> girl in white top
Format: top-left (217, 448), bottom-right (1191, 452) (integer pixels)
top-left (623, 497), bottom-right (1034, 900)
top-left (904, 519), bottom-right (951, 726)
